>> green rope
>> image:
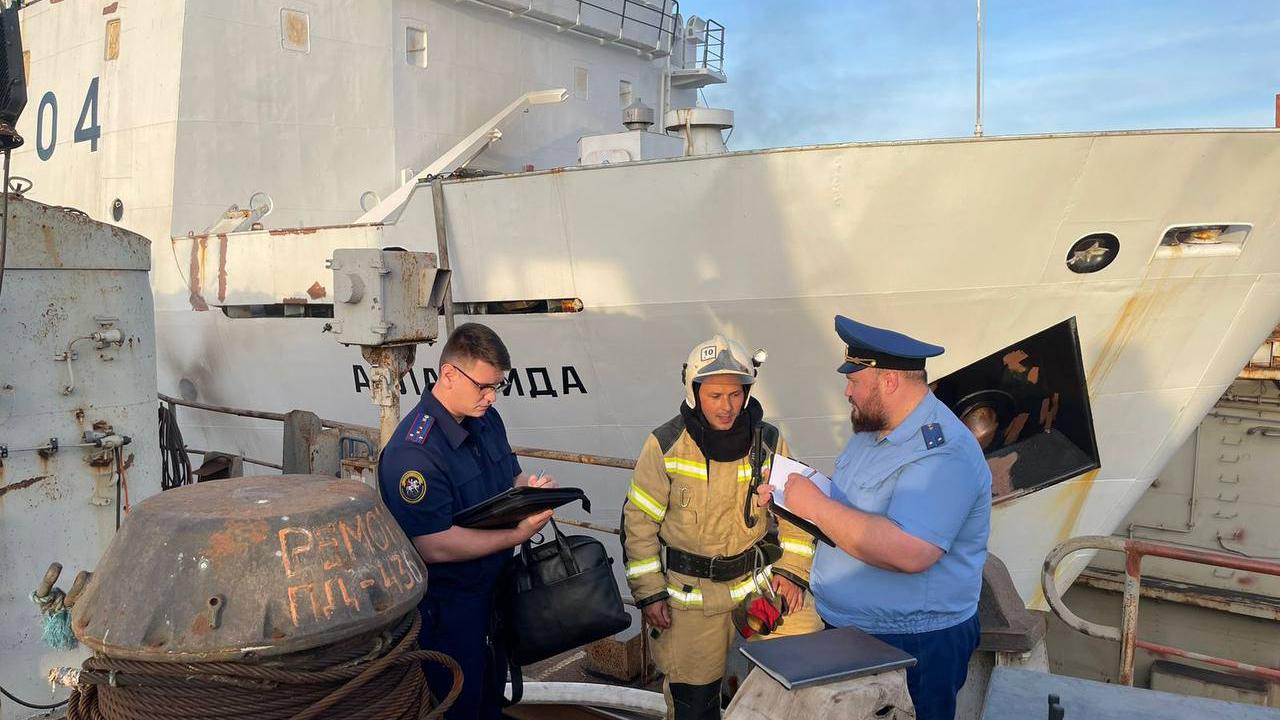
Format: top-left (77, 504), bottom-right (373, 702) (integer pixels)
top-left (32, 588), bottom-right (78, 650)
top-left (41, 609), bottom-right (78, 650)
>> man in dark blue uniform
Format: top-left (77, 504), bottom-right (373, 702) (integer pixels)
top-left (379, 323), bottom-right (554, 719)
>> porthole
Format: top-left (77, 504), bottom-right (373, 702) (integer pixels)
top-left (1065, 233), bottom-right (1119, 274)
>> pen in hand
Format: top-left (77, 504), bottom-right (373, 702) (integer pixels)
top-left (526, 470), bottom-right (556, 488)
top-left (784, 468), bottom-right (818, 499)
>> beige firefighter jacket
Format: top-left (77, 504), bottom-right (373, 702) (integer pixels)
top-left (622, 415), bottom-right (817, 614)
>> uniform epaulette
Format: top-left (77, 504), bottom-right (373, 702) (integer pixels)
top-left (654, 414), bottom-right (686, 454)
top-left (405, 412), bottom-right (434, 445)
top-left (921, 422), bottom-right (945, 449)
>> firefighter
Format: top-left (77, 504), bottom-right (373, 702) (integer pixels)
top-left (621, 335), bottom-right (822, 720)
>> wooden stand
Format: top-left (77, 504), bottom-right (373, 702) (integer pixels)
top-left (724, 666), bottom-right (916, 720)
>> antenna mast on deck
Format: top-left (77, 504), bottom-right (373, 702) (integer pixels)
top-left (975, 0), bottom-right (984, 137)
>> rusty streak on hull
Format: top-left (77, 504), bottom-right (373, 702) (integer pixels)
top-left (0, 474), bottom-right (53, 498)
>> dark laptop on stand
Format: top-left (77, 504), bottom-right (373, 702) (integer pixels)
top-left (739, 626), bottom-right (916, 690)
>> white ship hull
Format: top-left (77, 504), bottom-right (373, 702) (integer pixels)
top-left (157, 130), bottom-right (1280, 605)
top-left (9, 0), bottom-right (1280, 614)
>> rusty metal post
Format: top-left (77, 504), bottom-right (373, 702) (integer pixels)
top-left (361, 345), bottom-right (417, 450)
top-left (1118, 547), bottom-right (1143, 685)
top-left (36, 562), bottom-right (63, 600)
top-left (65, 571), bottom-right (91, 608)
top-left (281, 410), bottom-right (324, 474)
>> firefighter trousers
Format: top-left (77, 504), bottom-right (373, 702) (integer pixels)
top-left (652, 592), bottom-right (824, 719)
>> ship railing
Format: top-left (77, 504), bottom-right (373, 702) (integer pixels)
top-left (157, 393), bottom-right (634, 538)
top-left (688, 17), bottom-right (724, 73)
top-left (157, 394), bottom-right (639, 556)
top-left (158, 393), bottom-right (342, 472)
top-left (1043, 535), bottom-right (1280, 686)
top-left (463, 0), bottom-right (682, 58)
top-left (568, 0), bottom-right (679, 53)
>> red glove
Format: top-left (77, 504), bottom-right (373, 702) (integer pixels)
top-left (734, 594), bottom-right (787, 639)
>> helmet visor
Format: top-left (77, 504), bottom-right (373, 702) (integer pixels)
top-left (693, 349), bottom-right (755, 385)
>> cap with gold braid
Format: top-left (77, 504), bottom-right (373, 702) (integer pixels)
top-left (835, 315), bottom-right (944, 374)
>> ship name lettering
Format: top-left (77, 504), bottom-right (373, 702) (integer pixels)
top-left (351, 364), bottom-right (588, 397)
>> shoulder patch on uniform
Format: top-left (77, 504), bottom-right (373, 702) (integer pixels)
top-left (921, 422), bottom-right (946, 449)
top-left (399, 470), bottom-right (427, 504)
top-left (405, 412), bottom-right (434, 445)
top-left (654, 414), bottom-right (686, 454)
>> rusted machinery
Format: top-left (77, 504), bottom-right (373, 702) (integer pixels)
top-left (49, 475), bottom-right (460, 719)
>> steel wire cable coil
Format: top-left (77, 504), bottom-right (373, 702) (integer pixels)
top-left (66, 611), bottom-right (461, 720)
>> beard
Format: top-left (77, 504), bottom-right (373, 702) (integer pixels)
top-left (850, 390), bottom-right (890, 433)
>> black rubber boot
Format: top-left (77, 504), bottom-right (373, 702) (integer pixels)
top-left (670, 679), bottom-right (722, 720)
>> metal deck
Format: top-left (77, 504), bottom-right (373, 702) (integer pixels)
top-left (981, 667), bottom-right (1280, 720)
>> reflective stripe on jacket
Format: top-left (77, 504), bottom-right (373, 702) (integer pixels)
top-left (621, 416), bottom-right (816, 612)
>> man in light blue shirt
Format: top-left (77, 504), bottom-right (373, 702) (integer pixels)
top-left (759, 316), bottom-right (991, 720)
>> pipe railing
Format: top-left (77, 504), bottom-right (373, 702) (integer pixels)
top-left (1042, 535), bottom-right (1280, 685)
top-left (157, 394), bottom-right (633, 537)
top-left (184, 447), bottom-right (283, 471)
top-left (158, 393), bottom-right (360, 430)
top-left (510, 446), bottom-right (636, 471)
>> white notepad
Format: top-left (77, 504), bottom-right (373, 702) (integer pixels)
top-left (766, 454), bottom-right (833, 510)
top-left (765, 454), bottom-right (835, 546)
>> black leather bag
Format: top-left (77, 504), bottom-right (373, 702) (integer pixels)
top-left (497, 518), bottom-right (631, 703)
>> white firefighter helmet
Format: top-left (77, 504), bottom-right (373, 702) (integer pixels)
top-left (682, 334), bottom-right (761, 409)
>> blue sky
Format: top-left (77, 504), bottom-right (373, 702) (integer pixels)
top-left (692, 1), bottom-right (1280, 150)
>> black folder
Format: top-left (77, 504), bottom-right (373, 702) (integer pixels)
top-left (453, 487), bottom-right (590, 529)
top-left (738, 626), bottom-right (916, 690)
top-left (770, 501), bottom-right (835, 547)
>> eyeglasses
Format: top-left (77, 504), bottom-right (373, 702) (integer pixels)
top-left (449, 363), bottom-right (511, 395)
